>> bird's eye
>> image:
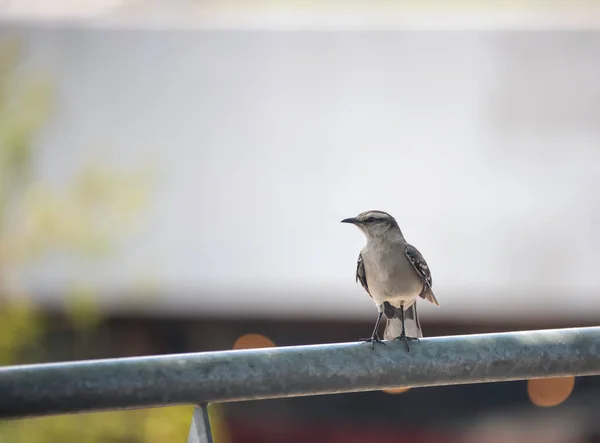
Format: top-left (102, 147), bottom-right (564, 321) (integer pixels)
top-left (366, 217), bottom-right (376, 223)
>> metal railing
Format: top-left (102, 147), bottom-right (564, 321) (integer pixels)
top-left (2, 327), bottom-right (600, 442)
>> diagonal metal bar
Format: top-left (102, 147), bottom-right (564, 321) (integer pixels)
top-left (1, 327), bottom-right (600, 419)
top-left (187, 404), bottom-right (213, 443)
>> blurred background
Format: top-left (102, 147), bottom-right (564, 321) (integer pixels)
top-left (2, 1), bottom-right (600, 442)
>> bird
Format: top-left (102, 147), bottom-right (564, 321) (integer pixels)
top-left (341, 210), bottom-right (439, 350)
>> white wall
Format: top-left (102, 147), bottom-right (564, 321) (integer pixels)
top-left (9, 26), bottom-right (600, 320)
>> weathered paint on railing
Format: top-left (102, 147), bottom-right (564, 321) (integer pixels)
top-left (1, 327), bottom-right (599, 419)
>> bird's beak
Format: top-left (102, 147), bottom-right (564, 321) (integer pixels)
top-left (341, 217), bottom-right (359, 224)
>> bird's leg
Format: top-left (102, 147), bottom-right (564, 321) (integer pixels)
top-left (359, 311), bottom-right (385, 349)
top-left (393, 305), bottom-right (420, 351)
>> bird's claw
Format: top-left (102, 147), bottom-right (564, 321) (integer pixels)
top-left (359, 336), bottom-right (386, 349)
top-left (393, 334), bottom-right (420, 352)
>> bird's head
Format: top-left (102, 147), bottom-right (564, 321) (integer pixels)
top-left (341, 210), bottom-right (401, 240)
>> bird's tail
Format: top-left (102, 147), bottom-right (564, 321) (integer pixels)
top-left (422, 288), bottom-right (440, 307)
top-left (382, 302), bottom-right (423, 340)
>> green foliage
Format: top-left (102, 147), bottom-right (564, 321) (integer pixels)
top-left (0, 35), bottom-right (230, 443)
top-left (0, 297), bottom-right (42, 365)
top-left (0, 404), bottom-right (229, 443)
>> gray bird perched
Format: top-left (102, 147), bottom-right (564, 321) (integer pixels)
top-left (341, 210), bottom-right (439, 350)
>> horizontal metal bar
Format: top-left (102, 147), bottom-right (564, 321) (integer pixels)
top-left (1, 327), bottom-right (600, 419)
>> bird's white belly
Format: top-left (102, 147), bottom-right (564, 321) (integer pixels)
top-left (364, 254), bottom-right (423, 309)
top-left (369, 280), bottom-right (421, 308)
top-left (361, 243), bottom-right (423, 308)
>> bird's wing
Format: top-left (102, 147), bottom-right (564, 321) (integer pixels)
top-left (355, 252), bottom-right (371, 298)
top-left (404, 243), bottom-right (440, 307)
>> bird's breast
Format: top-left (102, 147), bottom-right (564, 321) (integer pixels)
top-left (362, 247), bottom-right (423, 308)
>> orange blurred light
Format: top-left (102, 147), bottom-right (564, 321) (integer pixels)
top-left (233, 333), bottom-right (276, 350)
top-left (382, 387), bottom-right (411, 395)
top-left (527, 376), bottom-right (575, 407)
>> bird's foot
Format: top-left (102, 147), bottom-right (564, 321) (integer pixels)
top-left (359, 335), bottom-right (386, 350)
top-left (393, 334), bottom-right (420, 352)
